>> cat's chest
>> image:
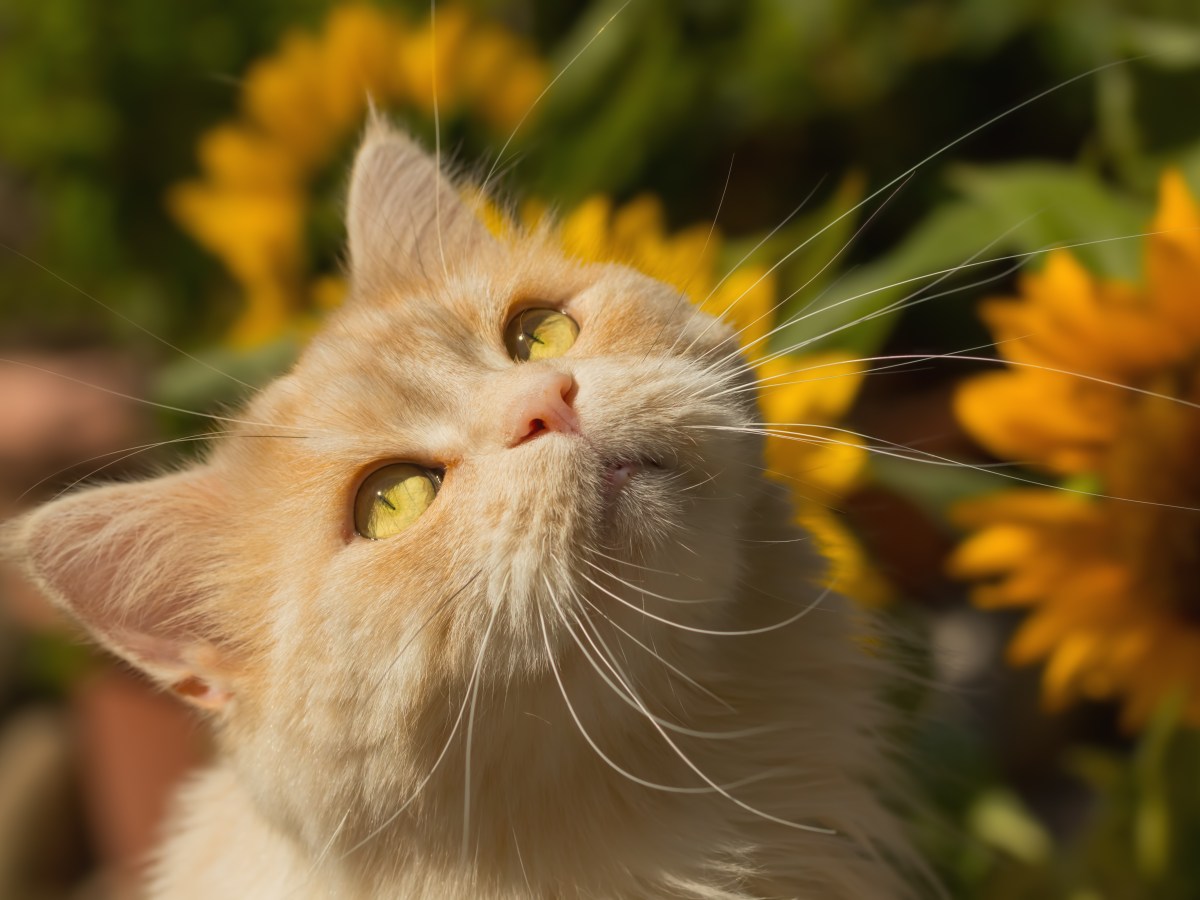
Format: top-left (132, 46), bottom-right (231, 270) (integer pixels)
top-left (148, 764), bottom-right (753, 900)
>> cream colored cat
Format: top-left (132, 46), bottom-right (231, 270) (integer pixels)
top-left (5, 120), bottom-right (921, 899)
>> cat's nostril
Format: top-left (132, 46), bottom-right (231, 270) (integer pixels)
top-left (506, 373), bottom-right (580, 447)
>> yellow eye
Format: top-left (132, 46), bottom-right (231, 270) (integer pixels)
top-left (504, 308), bottom-right (579, 362)
top-left (354, 464), bottom-right (440, 540)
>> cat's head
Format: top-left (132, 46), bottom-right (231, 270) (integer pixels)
top-left (4, 120), bottom-right (769, 849)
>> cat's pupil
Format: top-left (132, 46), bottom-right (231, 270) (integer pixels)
top-left (354, 463), bottom-right (440, 540)
top-left (504, 308), bottom-right (579, 362)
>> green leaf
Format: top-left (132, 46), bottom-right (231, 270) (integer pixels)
top-left (774, 162), bottom-right (1150, 358)
top-left (1133, 694), bottom-right (1184, 880)
top-left (154, 334), bottom-right (302, 428)
top-left (869, 453), bottom-right (1046, 528)
top-left (967, 788), bottom-right (1053, 865)
top-left (1121, 17), bottom-right (1200, 69)
top-left (772, 196), bottom-right (1005, 357)
top-left (948, 162), bottom-right (1149, 280)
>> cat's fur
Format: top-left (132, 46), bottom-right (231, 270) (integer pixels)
top-left (4, 120), bottom-right (919, 898)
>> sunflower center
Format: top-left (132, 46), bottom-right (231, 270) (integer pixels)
top-left (1105, 368), bottom-right (1200, 623)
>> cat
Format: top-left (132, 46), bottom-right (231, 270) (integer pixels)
top-left (3, 117), bottom-right (922, 899)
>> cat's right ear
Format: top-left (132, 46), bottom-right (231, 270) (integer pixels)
top-left (2, 469), bottom-right (242, 712)
top-left (346, 115), bottom-right (498, 292)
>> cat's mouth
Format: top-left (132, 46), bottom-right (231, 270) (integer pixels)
top-left (602, 457), bottom-right (663, 500)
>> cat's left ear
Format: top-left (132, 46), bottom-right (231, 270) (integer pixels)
top-left (346, 115), bottom-right (498, 292)
top-left (3, 468), bottom-right (241, 712)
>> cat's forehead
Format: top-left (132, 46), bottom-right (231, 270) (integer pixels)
top-left (244, 246), bottom-right (721, 455)
top-left (311, 250), bottom-right (685, 371)
top-left (314, 266), bottom-right (570, 373)
top-left (259, 265), bottom-right (560, 432)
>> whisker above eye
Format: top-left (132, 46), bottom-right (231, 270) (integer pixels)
top-left (478, 0), bottom-right (634, 197)
top-left (690, 172), bottom-right (911, 367)
top-left (651, 153), bottom-right (737, 366)
top-left (697, 239), bottom-right (1023, 380)
top-left (676, 62), bottom-right (1131, 380)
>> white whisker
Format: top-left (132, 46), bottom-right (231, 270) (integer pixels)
top-left (479, 0), bottom-right (633, 196)
top-left (558, 591), bottom-right (835, 836)
top-left (583, 558), bottom-right (718, 604)
top-left (578, 571), bottom-right (829, 637)
top-left (559, 600), bottom-right (774, 741)
top-left (337, 591), bottom-right (500, 861)
top-left (574, 592), bottom-right (737, 712)
top-left (696, 423), bottom-right (1200, 512)
top-left (535, 601), bottom-right (722, 795)
top-left (1, 240), bottom-right (255, 391)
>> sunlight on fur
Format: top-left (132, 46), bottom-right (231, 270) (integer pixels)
top-left (3, 119), bottom-right (922, 899)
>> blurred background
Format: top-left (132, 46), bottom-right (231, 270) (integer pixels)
top-left (4, 1), bottom-right (1200, 897)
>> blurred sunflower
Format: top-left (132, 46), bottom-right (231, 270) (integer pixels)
top-left (169, 3), bottom-right (547, 346)
top-left (545, 194), bottom-right (890, 605)
top-left (950, 170), bottom-right (1200, 727)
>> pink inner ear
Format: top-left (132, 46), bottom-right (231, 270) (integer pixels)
top-left (120, 630), bottom-right (236, 711)
top-left (19, 469), bottom-right (236, 708)
top-left (346, 121), bottom-right (499, 293)
top-left (170, 675), bottom-right (232, 711)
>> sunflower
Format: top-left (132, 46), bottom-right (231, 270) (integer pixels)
top-left (950, 170), bottom-right (1200, 727)
top-left (169, 3), bottom-right (547, 346)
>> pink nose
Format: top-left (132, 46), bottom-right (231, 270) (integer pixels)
top-left (505, 371), bottom-right (580, 447)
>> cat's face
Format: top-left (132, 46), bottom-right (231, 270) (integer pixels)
top-left (7, 122), bottom-right (766, 847)
top-left (227, 200), bottom-right (761, 689)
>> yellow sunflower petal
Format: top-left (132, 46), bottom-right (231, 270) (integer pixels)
top-left (197, 125), bottom-right (304, 190)
top-left (797, 505), bottom-right (892, 607)
top-left (320, 3), bottom-right (404, 129)
top-left (394, 4), bottom-right (472, 116)
top-left (242, 32), bottom-right (335, 166)
top-left (757, 354), bottom-right (865, 425)
top-left (704, 266), bottom-right (775, 357)
top-left (1147, 168), bottom-right (1200, 340)
top-left (168, 183), bottom-right (304, 286)
top-left (1041, 633), bottom-right (1102, 710)
top-left (559, 196), bottom-right (614, 262)
top-left (945, 524), bottom-right (1037, 579)
top-left (1005, 566), bottom-right (1128, 665)
top-left (229, 279), bottom-right (297, 347)
top-left (955, 370), bottom-right (1119, 474)
top-left (768, 429), bottom-right (867, 500)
